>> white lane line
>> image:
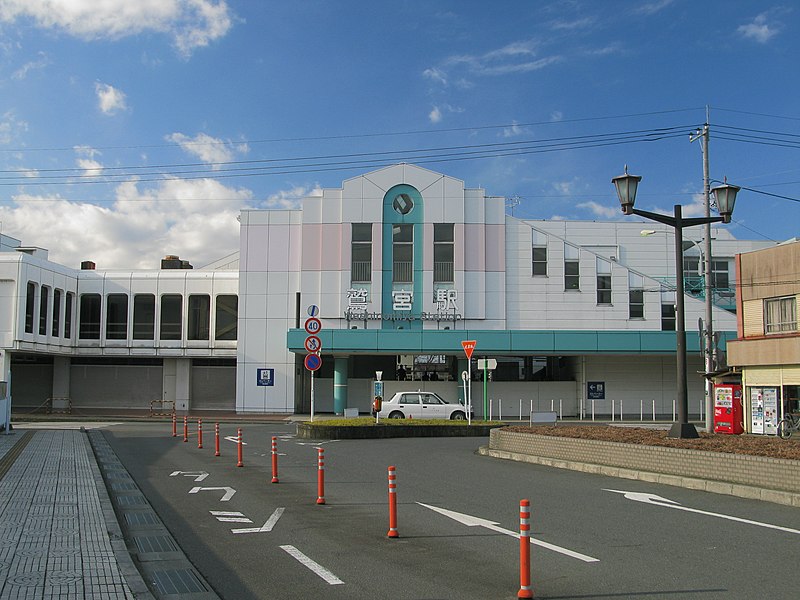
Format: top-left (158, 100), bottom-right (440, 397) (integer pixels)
top-left (279, 545), bottom-right (344, 585)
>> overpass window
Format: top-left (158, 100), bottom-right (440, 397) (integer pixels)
top-left (133, 294), bottom-right (155, 340)
top-left (25, 282), bottom-right (36, 334)
top-left (52, 289), bottom-right (62, 336)
top-left (160, 294), bottom-right (182, 340)
top-left (106, 294), bottom-right (128, 340)
top-left (79, 293), bottom-right (101, 339)
top-left (65, 293), bottom-right (73, 338)
top-left (188, 294), bottom-right (210, 340)
top-left (215, 295), bottom-right (238, 341)
top-left (39, 286), bottom-right (49, 335)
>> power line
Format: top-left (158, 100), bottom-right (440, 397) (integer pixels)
top-left (0, 107), bottom-right (706, 154)
top-left (0, 127), bottom-right (693, 186)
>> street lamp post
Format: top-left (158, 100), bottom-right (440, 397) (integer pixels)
top-left (612, 166), bottom-right (740, 439)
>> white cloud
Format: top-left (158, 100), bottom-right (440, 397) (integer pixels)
top-left (737, 12), bottom-right (781, 43)
top-left (429, 106), bottom-right (442, 124)
top-left (422, 67), bottom-right (447, 86)
top-left (0, 111), bottom-right (28, 144)
top-left (166, 132), bottom-right (249, 167)
top-left (0, 0), bottom-right (233, 57)
top-left (95, 82), bottom-right (127, 115)
top-left (550, 111), bottom-right (563, 122)
top-left (12, 51), bottom-right (49, 79)
top-left (262, 185), bottom-right (321, 210)
top-left (576, 200), bottom-right (620, 219)
top-left (444, 40), bottom-right (562, 76)
top-left (502, 122), bottom-right (530, 138)
top-left (635, 0), bottom-right (675, 15)
top-left (0, 177), bottom-right (253, 269)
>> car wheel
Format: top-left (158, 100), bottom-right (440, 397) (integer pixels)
top-left (450, 411), bottom-right (466, 420)
top-left (388, 411), bottom-right (405, 419)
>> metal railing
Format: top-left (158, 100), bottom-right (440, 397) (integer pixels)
top-left (393, 261), bottom-right (413, 283)
top-left (351, 261), bottom-right (371, 283)
top-left (434, 261), bottom-right (454, 283)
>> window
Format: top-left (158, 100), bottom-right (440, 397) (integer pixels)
top-left (596, 258), bottom-right (611, 305)
top-left (629, 273), bottom-right (644, 319)
top-left (711, 260), bottom-right (729, 290)
top-left (160, 295), bottom-right (182, 340)
top-left (393, 224), bottom-right (413, 283)
top-left (52, 289), bottom-right (61, 337)
top-left (215, 295), bottom-right (238, 341)
top-left (434, 223), bottom-right (454, 283)
top-left (133, 294), bottom-right (155, 340)
top-left (564, 244), bottom-right (579, 290)
top-left (532, 230), bottom-right (547, 276)
top-left (351, 224), bottom-right (372, 283)
top-left (79, 293), bottom-right (101, 339)
top-left (25, 282), bottom-right (35, 334)
top-left (661, 290), bottom-right (676, 331)
top-left (765, 297), bottom-right (797, 334)
top-left (65, 293), bottom-right (73, 338)
top-left (39, 286), bottom-right (49, 335)
top-left (106, 294), bottom-right (128, 340)
top-left (188, 294), bottom-right (210, 340)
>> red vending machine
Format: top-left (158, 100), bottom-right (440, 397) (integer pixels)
top-left (714, 384), bottom-right (744, 434)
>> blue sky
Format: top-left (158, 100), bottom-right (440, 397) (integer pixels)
top-left (0, 0), bottom-right (798, 268)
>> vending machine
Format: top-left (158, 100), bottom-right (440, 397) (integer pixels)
top-left (714, 384), bottom-right (743, 434)
top-left (749, 387), bottom-right (779, 435)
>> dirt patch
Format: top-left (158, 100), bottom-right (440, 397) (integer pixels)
top-left (503, 425), bottom-right (800, 461)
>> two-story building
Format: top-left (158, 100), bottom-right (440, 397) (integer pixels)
top-left (727, 240), bottom-right (800, 433)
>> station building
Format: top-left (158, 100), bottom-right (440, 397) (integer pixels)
top-left (0, 164), bottom-right (775, 419)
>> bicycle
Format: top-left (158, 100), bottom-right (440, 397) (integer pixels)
top-left (777, 413), bottom-right (800, 439)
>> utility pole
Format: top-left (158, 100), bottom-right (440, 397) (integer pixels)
top-left (690, 112), bottom-right (715, 433)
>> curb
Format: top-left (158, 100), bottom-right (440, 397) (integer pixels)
top-left (478, 446), bottom-right (800, 508)
top-left (82, 430), bottom-right (156, 599)
top-left (297, 422), bottom-right (504, 439)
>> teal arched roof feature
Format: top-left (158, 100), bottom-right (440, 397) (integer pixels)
top-left (382, 184), bottom-right (423, 330)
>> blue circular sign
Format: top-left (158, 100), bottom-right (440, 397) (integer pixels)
top-left (304, 353), bottom-right (322, 372)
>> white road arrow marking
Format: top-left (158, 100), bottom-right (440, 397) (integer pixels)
top-left (605, 489), bottom-right (800, 535)
top-left (417, 502), bottom-right (599, 563)
top-left (224, 436), bottom-right (248, 445)
top-left (231, 507), bottom-right (285, 534)
top-left (189, 486), bottom-right (236, 502)
top-left (210, 511), bottom-right (253, 524)
top-left (296, 440), bottom-right (340, 446)
top-left (170, 470), bottom-right (209, 482)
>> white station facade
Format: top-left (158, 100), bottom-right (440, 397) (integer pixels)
top-left (0, 165), bottom-right (775, 418)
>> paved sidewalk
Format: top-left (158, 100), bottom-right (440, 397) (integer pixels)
top-left (0, 429), bottom-right (140, 599)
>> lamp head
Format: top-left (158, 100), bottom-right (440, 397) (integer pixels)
top-left (612, 165), bottom-right (641, 215)
top-left (711, 179), bottom-right (740, 224)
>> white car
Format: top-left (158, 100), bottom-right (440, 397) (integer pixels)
top-left (377, 391), bottom-right (470, 420)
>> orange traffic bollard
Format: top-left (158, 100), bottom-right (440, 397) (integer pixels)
top-left (316, 448), bottom-right (325, 504)
top-left (271, 436), bottom-right (279, 483)
top-left (387, 465), bottom-right (399, 538)
top-left (518, 499), bottom-right (533, 599)
top-left (183, 415), bottom-right (188, 443)
top-left (197, 418), bottom-right (203, 449)
top-left (172, 413), bottom-right (177, 437)
top-left (214, 423), bottom-right (220, 457)
top-left (236, 428), bottom-right (244, 467)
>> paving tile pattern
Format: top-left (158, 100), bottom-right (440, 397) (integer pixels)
top-left (0, 431), bottom-right (133, 599)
